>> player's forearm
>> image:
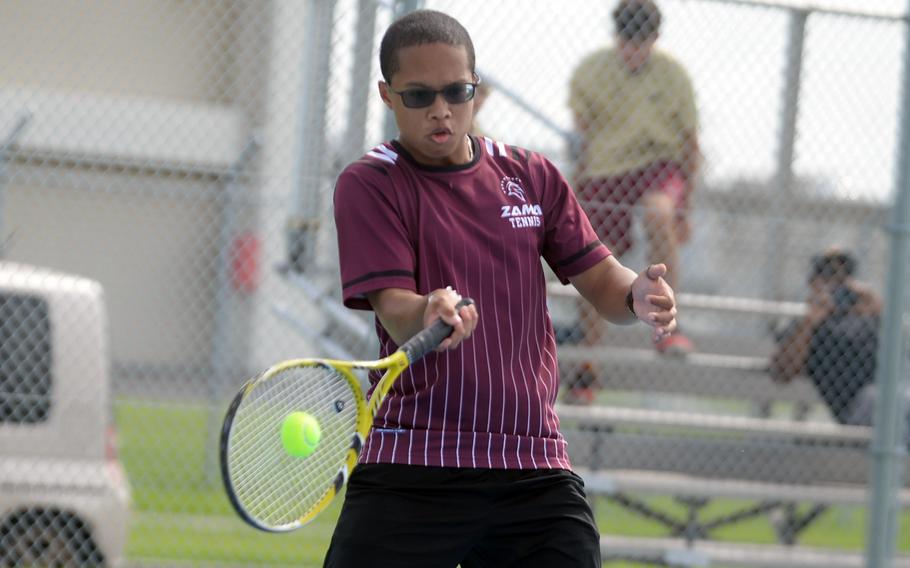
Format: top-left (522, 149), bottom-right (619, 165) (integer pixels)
top-left (570, 257), bottom-right (638, 325)
top-left (366, 288), bottom-right (429, 346)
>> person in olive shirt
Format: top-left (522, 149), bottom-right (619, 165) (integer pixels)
top-left (567, 0), bottom-right (700, 402)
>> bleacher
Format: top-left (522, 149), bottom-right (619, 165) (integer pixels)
top-left (548, 286), bottom-right (910, 567)
top-left (278, 266), bottom-right (910, 566)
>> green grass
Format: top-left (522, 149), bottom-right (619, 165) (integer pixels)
top-left (116, 400), bottom-right (341, 566)
top-left (126, 509), bottom-right (340, 566)
top-left (115, 399), bottom-right (909, 566)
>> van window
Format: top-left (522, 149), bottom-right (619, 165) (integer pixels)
top-left (0, 293), bottom-right (52, 423)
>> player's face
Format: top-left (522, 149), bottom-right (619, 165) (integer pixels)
top-left (380, 43), bottom-right (475, 167)
top-left (618, 35), bottom-right (657, 73)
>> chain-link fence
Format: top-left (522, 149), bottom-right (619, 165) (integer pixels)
top-left (0, 0), bottom-right (908, 566)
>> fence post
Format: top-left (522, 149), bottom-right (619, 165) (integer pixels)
top-left (287, 0), bottom-right (337, 273)
top-left (766, 8), bottom-right (806, 301)
top-left (342, 0), bottom-right (379, 167)
top-left (205, 137), bottom-right (260, 484)
top-left (865, 5), bottom-right (910, 565)
top-left (382, 0), bottom-right (425, 142)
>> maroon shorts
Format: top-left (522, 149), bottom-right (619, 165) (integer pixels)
top-left (576, 161), bottom-right (687, 257)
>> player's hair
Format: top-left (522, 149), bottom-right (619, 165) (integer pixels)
top-left (613, 0), bottom-right (662, 41)
top-left (809, 248), bottom-right (857, 283)
top-left (379, 10), bottom-right (476, 84)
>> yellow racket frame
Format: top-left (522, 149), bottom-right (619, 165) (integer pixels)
top-left (234, 350), bottom-right (410, 529)
top-left (222, 297), bottom-right (472, 532)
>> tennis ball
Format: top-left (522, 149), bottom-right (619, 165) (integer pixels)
top-left (280, 411), bottom-right (321, 458)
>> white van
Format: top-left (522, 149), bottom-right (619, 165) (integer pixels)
top-left (0, 263), bottom-right (130, 567)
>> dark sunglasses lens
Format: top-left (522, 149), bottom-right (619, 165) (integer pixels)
top-left (401, 89), bottom-right (436, 108)
top-left (443, 84), bottom-right (475, 104)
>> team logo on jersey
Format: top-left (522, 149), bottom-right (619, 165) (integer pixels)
top-left (500, 203), bottom-right (543, 228)
top-left (498, 176), bottom-right (542, 228)
top-left (500, 176), bottom-right (527, 203)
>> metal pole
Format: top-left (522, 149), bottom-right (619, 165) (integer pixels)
top-left (343, 0), bottom-right (379, 166)
top-left (292, 0), bottom-right (336, 216)
top-left (475, 70), bottom-right (583, 160)
top-left (864, 6), bottom-right (910, 564)
top-left (766, 8), bottom-right (806, 301)
top-left (382, 0), bottom-right (424, 142)
top-left (204, 137), bottom-right (260, 483)
top-left (693, 0), bottom-right (904, 22)
top-left (0, 112), bottom-right (32, 256)
top-left (287, 0), bottom-right (337, 273)
top-left (478, 70), bottom-right (575, 142)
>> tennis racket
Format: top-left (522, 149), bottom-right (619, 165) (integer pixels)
top-left (219, 297), bottom-right (474, 532)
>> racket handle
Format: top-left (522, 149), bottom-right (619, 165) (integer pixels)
top-left (401, 298), bottom-right (474, 363)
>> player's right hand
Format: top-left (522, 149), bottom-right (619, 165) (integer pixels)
top-left (425, 286), bottom-right (478, 351)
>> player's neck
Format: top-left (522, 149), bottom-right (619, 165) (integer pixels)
top-left (394, 135), bottom-right (474, 168)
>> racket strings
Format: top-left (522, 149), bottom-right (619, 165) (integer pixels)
top-left (231, 369), bottom-right (355, 525)
top-left (226, 364), bottom-right (359, 529)
top-left (239, 372), bottom-right (353, 515)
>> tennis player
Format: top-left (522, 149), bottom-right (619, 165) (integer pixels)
top-left (326, 10), bottom-right (679, 567)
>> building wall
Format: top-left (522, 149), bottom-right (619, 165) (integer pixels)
top-left (0, 0), bottom-right (271, 377)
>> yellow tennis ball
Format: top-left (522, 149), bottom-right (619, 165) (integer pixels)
top-left (280, 411), bottom-right (321, 458)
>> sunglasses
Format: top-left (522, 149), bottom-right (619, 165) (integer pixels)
top-left (387, 79), bottom-right (480, 109)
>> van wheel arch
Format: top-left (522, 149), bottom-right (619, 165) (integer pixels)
top-left (0, 507), bottom-right (105, 567)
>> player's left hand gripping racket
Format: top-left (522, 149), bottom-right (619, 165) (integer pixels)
top-left (220, 298), bottom-right (474, 532)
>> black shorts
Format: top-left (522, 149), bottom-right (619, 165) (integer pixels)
top-left (323, 464), bottom-right (601, 568)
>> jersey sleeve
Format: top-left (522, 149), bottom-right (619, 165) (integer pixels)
top-left (531, 154), bottom-right (611, 283)
top-left (333, 166), bottom-right (416, 310)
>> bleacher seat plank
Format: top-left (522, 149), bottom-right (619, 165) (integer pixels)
top-left (577, 468), bottom-right (910, 507)
top-left (599, 535), bottom-right (910, 567)
top-left (558, 405), bottom-right (899, 485)
top-left (556, 345), bottom-right (822, 405)
top-left (556, 403), bottom-right (871, 442)
top-left (566, 427), bottom-right (893, 486)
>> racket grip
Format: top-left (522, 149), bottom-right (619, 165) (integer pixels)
top-left (401, 298), bottom-right (474, 363)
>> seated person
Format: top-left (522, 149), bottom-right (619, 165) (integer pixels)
top-left (772, 249), bottom-right (908, 443)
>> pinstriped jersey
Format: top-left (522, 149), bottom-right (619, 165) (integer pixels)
top-left (333, 135), bottom-right (611, 470)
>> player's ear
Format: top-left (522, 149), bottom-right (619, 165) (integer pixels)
top-left (378, 81), bottom-right (393, 108)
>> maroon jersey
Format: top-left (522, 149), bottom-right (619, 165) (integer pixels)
top-left (334, 135), bottom-right (610, 470)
